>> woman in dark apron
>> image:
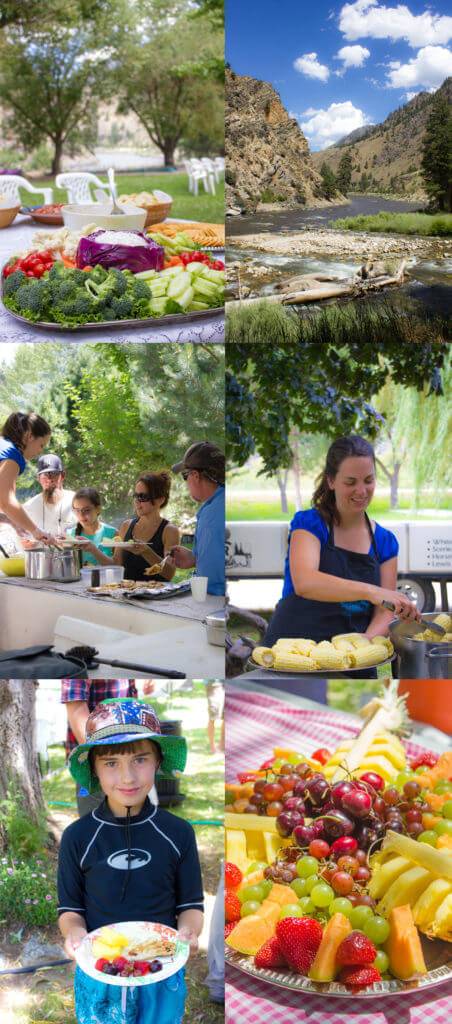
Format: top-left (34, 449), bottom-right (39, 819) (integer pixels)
top-left (265, 436), bottom-right (420, 670)
top-left (115, 471), bottom-right (180, 582)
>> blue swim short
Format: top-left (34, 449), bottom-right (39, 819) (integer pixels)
top-left (74, 965), bottom-right (186, 1024)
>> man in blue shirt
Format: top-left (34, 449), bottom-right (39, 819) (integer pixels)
top-left (170, 442), bottom-right (225, 596)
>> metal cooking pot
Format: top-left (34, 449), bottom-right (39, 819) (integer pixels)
top-left (426, 643), bottom-right (452, 679)
top-left (389, 613), bottom-right (449, 678)
top-left (205, 608), bottom-right (226, 647)
top-left (25, 546), bottom-right (81, 582)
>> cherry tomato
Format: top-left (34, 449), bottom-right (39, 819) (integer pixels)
top-left (212, 260), bottom-right (224, 270)
top-left (26, 270), bottom-right (35, 277)
top-left (32, 263), bottom-right (45, 277)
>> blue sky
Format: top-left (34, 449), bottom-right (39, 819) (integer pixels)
top-left (226, 1), bottom-right (452, 149)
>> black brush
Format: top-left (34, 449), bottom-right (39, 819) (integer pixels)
top-left (65, 644), bottom-right (186, 679)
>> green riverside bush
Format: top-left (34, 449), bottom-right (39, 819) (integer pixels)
top-left (0, 857), bottom-right (57, 926)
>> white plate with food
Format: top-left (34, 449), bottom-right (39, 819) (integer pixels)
top-left (75, 921), bottom-right (189, 987)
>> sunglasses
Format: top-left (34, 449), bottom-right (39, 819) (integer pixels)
top-left (133, 492), bottom-right (152, 502)
top-left (182, 468), bottom-right (200, 480)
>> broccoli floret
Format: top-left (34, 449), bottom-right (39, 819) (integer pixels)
top-left (131, 297), bottom-right (152, 319)
top-left (111, 295), bottom-right (133, 319)
top-left (14, 280), bottom-right (49, 315)
top-left (88, 264), bottom-right (108, 284)
top-left (50, 279), bottom-right (78, 302)
top-left (2, 269), bottom-right (27, 296)
top-left (47, 261), bottom-right (67, 280)
top-left (99, 305), bottom-right (118, 321)
top-left (71, 268), bottom-right (90, 286)
top-left (55, 295), bottom-right (94, 319)
top-left (128, 277), bottom-right (152, 300)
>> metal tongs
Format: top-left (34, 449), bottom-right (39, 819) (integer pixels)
top-left (23, 532), bottom-right (65, 551)
top-left (144, 555), bottom-right (170, 577)
top-left (382, 600), bottom-right (446, 636)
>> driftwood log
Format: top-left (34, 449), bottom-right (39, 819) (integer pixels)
top-left (230, 259), bottom-right (408, 307)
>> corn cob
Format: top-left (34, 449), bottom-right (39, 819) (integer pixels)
top-left (252, 646), bottom-right (274, 667)
top-left (311, 642), bottom-right (350, 670)
top-left (349, 643), bottom-right (388, 668)
top-left (273, 651), bottom-right (318, 672)
top-left (332, 632), bottom-right (370, 648)
top-left (370, 636), bottom-right (394, 655)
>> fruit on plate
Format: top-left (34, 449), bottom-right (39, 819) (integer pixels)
top-left (226, 884), bottom-right (299, 955)
top-left (254, 935), bottom-right (286, 969)
top-left (323, 682), bottom-right (409, 783)
top-left (92, 926), bottom-right (129, 959)
top-left (384, 905), bottom-right (427, 980)
top-left (370, 830), bottom-right (452, 940)
top-left (276, 916), bottom-right (323, 974)
top-left (225, 811), bottom-right (291, 871)
top-left (309, 913), bottom-right (352, 982)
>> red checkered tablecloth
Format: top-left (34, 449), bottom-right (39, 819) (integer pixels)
top-left (225, 690), bottom-right (452, 1024)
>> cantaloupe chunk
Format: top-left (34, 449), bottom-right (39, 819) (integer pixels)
top-left (384, 905), bottom-right (427, 979)
top-left (266, 883), bottom-right (298, 907)
top-left (309, 913), bottom-right (352, 983)
top-left (238, 869), bottom-right (265, 890)
top-left (437, 835), bottom-right (452, 851)
top-left (257, 901), bottom-right (280, 927)
top-left (225, 914), bottom-right (275, 955)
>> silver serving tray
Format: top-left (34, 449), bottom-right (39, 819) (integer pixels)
top-left (2, 303), bottom-right (223, 332)
top-left (89, 580), bottom-right (191, 600)
top-left (225, 936), bottom-right (452, 998)
top-left (248, 654), bottom-right (396, 677)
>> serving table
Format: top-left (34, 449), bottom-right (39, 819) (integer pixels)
top-left (0, 216), bottom-right (224, 344)
top-left (0, 576), bottom-right (225, 679)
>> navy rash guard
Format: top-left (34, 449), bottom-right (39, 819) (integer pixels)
top-left (57, 797), bottom-right (204, 933)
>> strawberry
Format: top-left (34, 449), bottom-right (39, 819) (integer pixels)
top-left (224, 922), bottom-right (236, 939)
top-left (95, 958), bottom-right (109, 971)
top-left (254, 936), bottom-right (286, 970)
top-left (276, 917), bottom-right (323, 975)
top-left (336, 931), bottom-right (377, 967)
top-left (339, 965), bottom-right (382, 989)
top-left (410, 752), bottom-right (438, 770)
top-left (225, 891), bottom-right (241, 923)
top-left (311, 748), bottom-right (331, 765)
top-left (225, 862), bottom-right (243, 889)
top-left (112, 956), bottom-right (128, 970)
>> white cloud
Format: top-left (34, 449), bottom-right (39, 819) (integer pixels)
top-left (386, 44), bottom-right (452, 88)
top-left (293, 52), bottom-right (330, 81)
top-left (404, 90), bottom-right (419, 100)
top-left (336, 44), bottom-right (371, 68)
top-left (339, 1), bottom-right (452, 49)
top-left (299, 100), bottom-right (370, 149)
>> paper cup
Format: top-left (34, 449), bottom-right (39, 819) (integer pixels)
top-left (190, 575), bottom-right (208, 602)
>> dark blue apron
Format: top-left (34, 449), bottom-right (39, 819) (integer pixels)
top-left (265, 513), bottom-right (381, 646)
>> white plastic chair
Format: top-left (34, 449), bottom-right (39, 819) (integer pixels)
top-left (200, 157), bottom-right (221, 185)
top-left (0, 175), bottom-right (53, 206)
top-left (56, 172), bottom-right (111, 205)
top-left (184, 158), bottom-right (216, 196)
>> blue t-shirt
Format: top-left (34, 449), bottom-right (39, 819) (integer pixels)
top-left (193, 485), bottom-right (225, 596)
top-left (282, 508), bottom-right (399, 598)
top-left (67, 522), bottom-right (116, 565)
top-left (0, 438), bottom-right (26, 475)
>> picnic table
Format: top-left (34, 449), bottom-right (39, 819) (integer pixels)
top-left (225, 685), bottom-right (452, 1023)
top-left (0, 216), bottom-right (224, 344)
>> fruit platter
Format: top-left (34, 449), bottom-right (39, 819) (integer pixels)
top-left (225, 683), bottom-right (452, 996)
top-left (1, 223), bottom-right (224, 331)
top-left (251, 633), bottom-right (395, 676)
top-left (75, 921), bottom-right (189, 987)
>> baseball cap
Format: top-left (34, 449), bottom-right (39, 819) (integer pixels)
top-left (172, 442), bottom-right (225, 484)
top-left (37, 454), bottom-right (64, 475)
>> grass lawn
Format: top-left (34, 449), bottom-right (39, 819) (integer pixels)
top-left (28, 172), bottom-right (224, 224)
top-left (227, 494), bottom-right (452, 522)
top-left (332, 211), bottom-right (452, 236)
top-left (1, 684), bottom-right (224, 1024)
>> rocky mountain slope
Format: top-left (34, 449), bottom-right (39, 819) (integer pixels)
top-left (226, 69), bottom-right (340, 213)
top-left (312, 78), bottom-right (451, 196)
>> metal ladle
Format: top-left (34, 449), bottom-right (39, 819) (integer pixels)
top-left (107, 167), bottom-right (123, 216)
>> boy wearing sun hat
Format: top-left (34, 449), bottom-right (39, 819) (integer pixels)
top-left (57, 699), bottom-right (204, 1024)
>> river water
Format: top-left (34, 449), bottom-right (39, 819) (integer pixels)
top-left (227, 194), bottom-right (426, 236)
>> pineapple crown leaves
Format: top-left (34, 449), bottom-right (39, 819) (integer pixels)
top-left (359, 680), bottom-right (410, 738)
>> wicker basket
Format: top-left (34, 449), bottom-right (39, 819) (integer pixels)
top-left (144, 200), bottom-right (173, 227)
top-left (0, 204), bottom-right (20, 228)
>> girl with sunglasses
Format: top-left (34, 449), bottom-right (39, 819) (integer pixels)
top-left (114, 472), bottom-right (179, 581)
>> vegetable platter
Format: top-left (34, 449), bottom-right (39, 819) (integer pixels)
top-left (225, 685), bottom-right (452, 997)
top-left (1, 224), bottom-right (224, 331)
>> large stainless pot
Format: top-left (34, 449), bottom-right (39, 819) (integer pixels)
top-left (426, 643), bottom-right (452, 679)
top-left (389, 612), bottom-right (449, 678)
top-left (25, 546), bottom-right (81, 582)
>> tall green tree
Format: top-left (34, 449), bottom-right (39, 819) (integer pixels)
top-left (336, 149), bottom-right (353, 193)
top-left (114, 4), bottom-right (223, 165)
top-left (320, 162), bottom-right (337, 199)
top-left (0, 28), bottom-right (108, 174)
top-left (421, 89), bottom-right (452, 212)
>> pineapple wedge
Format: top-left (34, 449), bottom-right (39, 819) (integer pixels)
top-left (370, 831), bottom-right (452, 942)
top-left (323, 731), bottom-right (406, 781)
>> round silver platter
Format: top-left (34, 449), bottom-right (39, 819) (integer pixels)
top-left (225, 937), bottom-right (452, 998)
top-left (247, 653), bottom-right (397, 677)
top-left (2, 304), bottom-right (223, 332)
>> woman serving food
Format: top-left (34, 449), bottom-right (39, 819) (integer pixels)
top-left (0, 412), bottom-right (59, 547)
top-left (113, 472), bottom-right (179, 582)
top-left (265, 435), bottom-right (420, 647)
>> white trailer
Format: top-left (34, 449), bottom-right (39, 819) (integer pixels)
top-left (226, 520), bottom-right (452, 612)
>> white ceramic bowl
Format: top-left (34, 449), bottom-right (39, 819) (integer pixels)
top-left (62, 203), bottom-right (147, 231)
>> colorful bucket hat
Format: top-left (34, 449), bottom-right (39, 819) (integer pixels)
top-left (69, 699), bottom-right (187, 794)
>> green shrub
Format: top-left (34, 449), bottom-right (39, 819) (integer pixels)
top-left (226, 300), bottom-right (300, 343)
top-left (0, 794), bottom-right (49, 857)
top-left (0, 857), bottom-right (57, 926)
top-left (260, 188), bottom-right (286, 203)
top-left (331, 211), bottom-right (452, 236)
